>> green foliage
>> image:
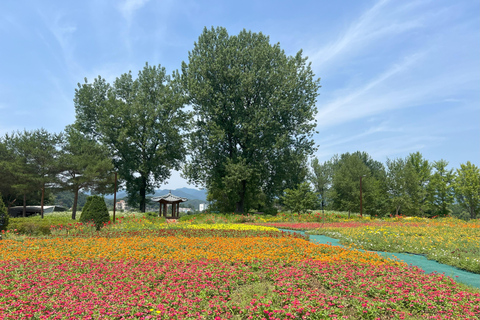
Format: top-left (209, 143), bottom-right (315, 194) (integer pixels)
top-left (386, 157), bottom-right (414, 216)
top-left (182, 27), bottom-right (320, 213)
top-left (455, 161), bottom-right (480, 219)
top-left (54, 191), bottom-right (88, 210)
top-left (79, 195), bottom-right (110, 230)
top-left (0, 193), bottom-right (8, 232)
top-left (1, 129), bottom-right (62, 218)
top-left (7, 215), bottom-right (72, 235)
top-left (428, 159), bottom-right (455, 216)
top-left (330, 152), bottom-right (386, 216)
top-left (310, 158), bottom-right (332, 211)
top-left (74, 63), bottom-right (188, 212)
top-left (406, 152), bottom-right (431, 216)
top-left (282, 182), bottom-right (319, 214)
top-left (58, 125), bottom-right (114, 219)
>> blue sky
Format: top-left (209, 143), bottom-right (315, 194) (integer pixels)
top-left (1, 0), bottom-right (479, 190)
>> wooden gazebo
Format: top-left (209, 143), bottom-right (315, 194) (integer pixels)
top-left (151, 191), bottom-right (188, 219)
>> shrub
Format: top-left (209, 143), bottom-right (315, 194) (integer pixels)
top-left (144, 211), bottom-right (158, 218)
top-left (79, 195), bottom-right (110, 230)
top-left (0, 194), bottom-right (8, 233)
top-left (7, 219), bottom-right (52, 235)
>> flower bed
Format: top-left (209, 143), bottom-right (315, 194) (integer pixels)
top-left (309, 218), bottom-right (480, 273)
top-left (1, 224), bottom-right (479, 319)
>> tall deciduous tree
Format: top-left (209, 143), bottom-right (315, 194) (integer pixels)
top-left (310, 158), bottom-right (332, 212)
top-left (406, 152), bottom-right (431, 216)
top-left (182, 27), bottom-right (320, 213)
top-left (74, 63), bottom-right (188, 212)
top-left (454, 161), bottom-right (480, 219)
top-left (428, 159), bottom-right (455, 216)
top-left (329, 152), bottom-right (386, 216)
top-left (386, 157), bottom-right (414, 216)
top-left (58, 126), bottom-right (114, 219)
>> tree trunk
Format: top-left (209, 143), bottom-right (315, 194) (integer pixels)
top-left (72, 186), bottom-right (79, 220)
top-left (23, 192), bottom-right (26, 217)
top-left (471, 207), bottom-right (476, 220)
top-left (7, 198), bottom-right (16, 216)
top-left (396, 205), bottom-right (400, 217)
top-left (41, 184), bottom-right (45, 219)
top-left (139, 175), bottom-right (147, 213)
top-left (235, 180), bottom-right (247, 213)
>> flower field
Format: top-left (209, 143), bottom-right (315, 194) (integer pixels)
top-left (307, 217), bottom-right (480, 274)
top-left (1, 218), bottom-right (479, 319)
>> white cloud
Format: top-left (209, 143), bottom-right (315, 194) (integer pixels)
top-left (307, 0), bottom-right (425, 71)
top-left (118, 0), bottom-right (151, 21)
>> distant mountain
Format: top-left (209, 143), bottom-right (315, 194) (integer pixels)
top-left (104, 188), bottom-right (207, 202)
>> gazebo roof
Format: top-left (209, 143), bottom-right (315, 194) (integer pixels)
top-left (151, 191), bottom-right (188, 203)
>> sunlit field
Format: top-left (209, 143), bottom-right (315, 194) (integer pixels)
top-left (1, 214), bottom-right (479, 319)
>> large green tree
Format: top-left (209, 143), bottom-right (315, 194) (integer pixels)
top-left (406, 152), bottom-right (431, 216)
top-left (310, 158), bottom-right (332, 212)
top-left (182, 27), bottom-right (320, 213)
top-left (2, 130), bottom-right (61, 218)
top-left (454, 161), bottom-right (480, 219)
top-left (58, 126), bottom-right (114, 219)
top-left (0, 138), bottom-right (19, 209)
top-left (385, 157), bottom-right (415, 216)
top-left (74, 63), bottom-right (188, 212)
top-left (329, 152), bottom-right (387, 216)
top-left (428, 159), bottom-right (455, 216)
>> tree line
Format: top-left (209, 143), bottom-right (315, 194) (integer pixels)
top-left (309, 151), bottom-right (479, 219)
top-left (0, 26), bottom-right (478, 219)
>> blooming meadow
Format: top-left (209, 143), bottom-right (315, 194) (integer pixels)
top-left (0, 216), bottom-right (479, 319)
top-left (305, 217), bottom-right (480, 274)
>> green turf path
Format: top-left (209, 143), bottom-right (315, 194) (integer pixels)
top-left (280, 229), bottom-right (480, 289)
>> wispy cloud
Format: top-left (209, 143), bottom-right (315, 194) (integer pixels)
top-left (118, 0), bottom-right (151, 21)
top-left (309, 0), bottom-right (479, 132)
top-left (308, 0), bottom-right (424, 70)
top-left (315, 52), bottom-right (424, 127)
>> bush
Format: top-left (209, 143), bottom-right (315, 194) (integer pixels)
top-left (0, 194), bottom-right (8, 233)
top-left (145, 211), bottom-right (158, 218)
top-left (7, 219), bottom-right (53, 235)
top-left (79, 195), bottom-right (110, 230)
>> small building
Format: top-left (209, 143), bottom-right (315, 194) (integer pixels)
top-left (199, 203), bottom-right (208, 212)
top-left (179, 207), bottom-right (192, 213)
top-left (116, 200), bottom-right (128, 211)
top-left (151, 191), bottom-right (188, 219)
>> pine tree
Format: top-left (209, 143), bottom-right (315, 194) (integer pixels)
top-left (79, 195), bottom-right (110, 230)
top-left (0, 193), bottom-right (8, 233)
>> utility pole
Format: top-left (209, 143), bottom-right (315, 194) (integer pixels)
top-left (113, 172), bottom-right (117, 223)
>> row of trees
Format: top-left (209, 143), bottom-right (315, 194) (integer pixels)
top-left (1, 26), bottom-right (478, 219)
top-left (310, 151), bottom-right (480, 219)
top-left (0, 26), bottom-right (320, 216)
top-left (0, 127), bottom-right (113, 219)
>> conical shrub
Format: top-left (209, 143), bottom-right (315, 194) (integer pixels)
top-left (0, 194), bottom-right (8, 233)
top-left (79, 195), bottom-right (110, 230)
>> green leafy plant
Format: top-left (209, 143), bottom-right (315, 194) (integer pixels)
top-left (79, 195), bottom-right (110, 230)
